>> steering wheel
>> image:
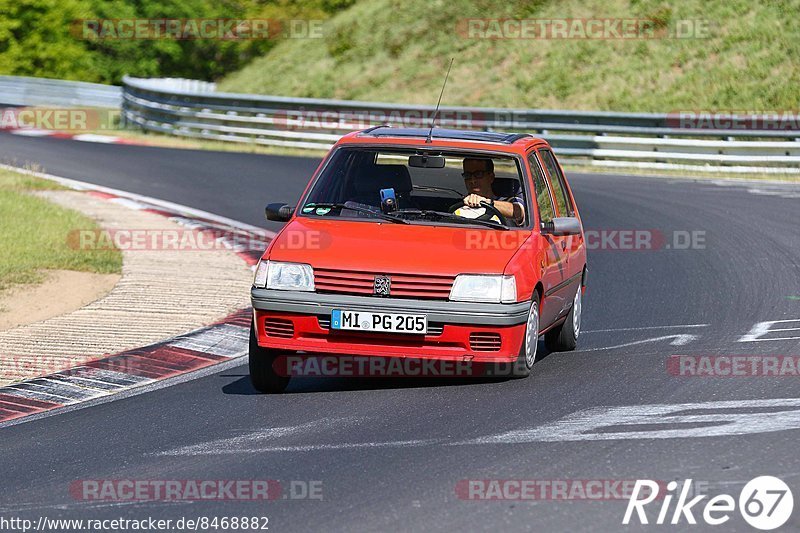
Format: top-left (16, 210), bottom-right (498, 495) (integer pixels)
top-left (448, 200), bottom-right (509, 226)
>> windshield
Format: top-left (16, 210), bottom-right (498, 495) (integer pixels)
top-left (300, 147), bottom-right (529, 228)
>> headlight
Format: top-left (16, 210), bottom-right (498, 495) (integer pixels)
top-left (449, 275), bottom-right (516, 303)
top-left (253, 260), bottom-right (315, 291)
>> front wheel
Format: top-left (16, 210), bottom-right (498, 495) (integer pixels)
top-left (492, 296), bottom-right (540, 378)
top-left (249, 318), bottom-right (291, 394)
top-left (544, 285), bottom-right (582, 352)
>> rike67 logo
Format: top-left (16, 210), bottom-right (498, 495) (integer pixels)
top-left (623, 476), bottom-right (793, 530)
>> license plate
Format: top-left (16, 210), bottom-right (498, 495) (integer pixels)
top-left (331, 309), bottom-right (427, 334)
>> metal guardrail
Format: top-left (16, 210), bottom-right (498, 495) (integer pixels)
top-left (4, 75), bottom-right (797, 174)
top-left (0, 75), bottom-right (121, 108)
top-left (121, 76), bottom-right (800, 174)
top-left (121, 77), bottom-right (217, 94)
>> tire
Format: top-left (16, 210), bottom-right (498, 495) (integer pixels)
top-left (493, 296), bottom-right (540, 378)
top-left (544, 284), bottom-right (582, 352)
top-left (249, 318), bottom-right (291, 394)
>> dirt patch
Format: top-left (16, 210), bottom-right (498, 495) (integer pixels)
top-left (0, 270), bottom-right (120, 332)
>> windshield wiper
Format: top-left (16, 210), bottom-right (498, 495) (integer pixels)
top-left (394, 209), bottom-right (509, 230)
top-left (303, 202), bottom-right (409, 224)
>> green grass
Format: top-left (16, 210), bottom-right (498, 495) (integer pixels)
top-left (0, 168), bottom-right (67, 192)
top-left (0, 168), bottom-right (122, 292)
top-left (218, 0), bottom-right (800, 112)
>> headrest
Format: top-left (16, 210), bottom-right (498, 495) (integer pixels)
top-left (492, 177), bottom-right (521, 198)
top-left (353, 164), bottom-right (413, 194)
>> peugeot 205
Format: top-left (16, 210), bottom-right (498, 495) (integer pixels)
top-left (250, 127), bottom-right (586, 392)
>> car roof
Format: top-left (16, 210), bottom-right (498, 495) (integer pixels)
top-left (356, 126), bottom-right (532, 144)
top-left (337, 127), bottom-right (549, 154)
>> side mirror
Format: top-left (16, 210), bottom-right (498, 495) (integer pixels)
top-left (540, 217), bottom-right (582, 236)
top-left (265, 203), bottom-right (294, 222)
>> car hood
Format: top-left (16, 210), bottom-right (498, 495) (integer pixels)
top-left (264, 217), bottom-right (529, 276)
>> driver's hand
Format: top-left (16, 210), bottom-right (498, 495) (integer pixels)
top-left (463, 194), bottom-right (489, 208)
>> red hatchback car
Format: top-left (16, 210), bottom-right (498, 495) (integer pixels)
top-left (250, 127), bottom-right (586, 392)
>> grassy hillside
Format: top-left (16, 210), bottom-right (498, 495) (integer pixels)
top-left (218, 0), bottom-right (800, 111)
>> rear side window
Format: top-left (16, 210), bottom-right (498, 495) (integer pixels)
top-left (539, 149), bottom-right (574, 216)
top-left (528, 152), bottom-right (554, 223)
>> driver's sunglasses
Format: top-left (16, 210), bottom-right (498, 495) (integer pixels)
top-left (462, 170), bottom-right (490, 179)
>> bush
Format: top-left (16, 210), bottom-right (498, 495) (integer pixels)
top-left (0, 0), bottom-right (354, 83)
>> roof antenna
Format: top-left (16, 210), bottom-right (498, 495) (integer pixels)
top-left (426, 57), bottom-right (454, 144)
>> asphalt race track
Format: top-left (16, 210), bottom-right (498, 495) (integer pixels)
top-left (1, 131), bottom-right (799, 531)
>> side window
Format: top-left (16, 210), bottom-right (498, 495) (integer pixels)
top-left (539, 149), bottom-right (574, 216)
top-left (528, 152), bottom-right (555, 224)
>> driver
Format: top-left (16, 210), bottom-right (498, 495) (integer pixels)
top-left (458, 158), bottom-right (525, 225)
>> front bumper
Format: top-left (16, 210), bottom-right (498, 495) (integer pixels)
top-left (251, 289), bottom-right (530, 362)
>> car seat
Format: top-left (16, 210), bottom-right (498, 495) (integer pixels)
top-left (350, 164), bottom-right (415, 209)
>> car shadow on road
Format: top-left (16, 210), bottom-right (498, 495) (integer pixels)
top-left (221, 373), bottom-right (511, 395)
top-left (221, 342), bottom-right (553, 395)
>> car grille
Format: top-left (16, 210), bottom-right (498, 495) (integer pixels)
top-left (314, 268), bottom-right (454, 300)
top-left (264, 318), bottom-right (294, 338)
top-left (318, 316), bottom-right (444, 336)
top-left (469, 332), bottom-right (502, 352)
